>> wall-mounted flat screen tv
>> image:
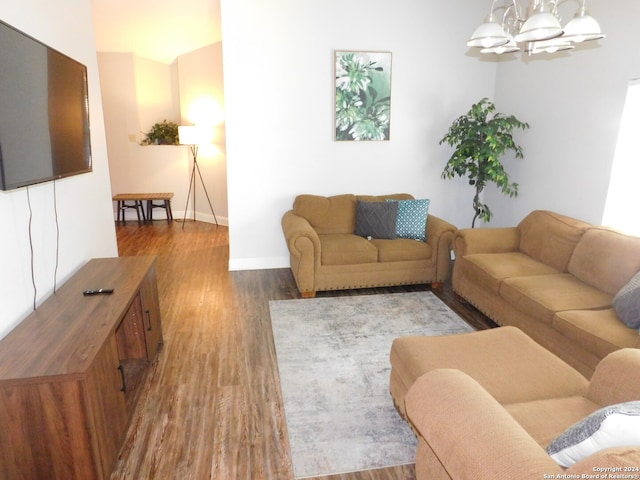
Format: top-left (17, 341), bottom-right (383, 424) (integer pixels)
top-left (0, 19), bottom-right (92, 191)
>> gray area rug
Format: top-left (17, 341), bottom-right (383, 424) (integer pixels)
top-left (269, 291), bottom-right (474, 478)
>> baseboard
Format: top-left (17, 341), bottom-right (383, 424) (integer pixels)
top-left (174, 211), bottom-right (228, 226)
top-left (114, 210), bottom-right (228, 226)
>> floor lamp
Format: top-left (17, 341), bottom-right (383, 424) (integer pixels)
top-left (178, 125), bottom-right (218, 228)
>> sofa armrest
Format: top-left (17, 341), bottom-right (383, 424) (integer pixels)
top-left (282, 210), bottom-right (321, 294)
top-left (454, 226), bottom-right (521, 257)
top-left (425, 215), bottom-right (457, 282)
top-left (588, 348), bottom-right (640, 406)
top-left (405, 369), bottom-right (564, 480)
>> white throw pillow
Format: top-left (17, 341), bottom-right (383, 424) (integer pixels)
top-left (547, 401), bottom-right (640, 467)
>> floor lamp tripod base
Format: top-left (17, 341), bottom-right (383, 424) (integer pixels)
top-left (182, 145), bottom-right (218, 229)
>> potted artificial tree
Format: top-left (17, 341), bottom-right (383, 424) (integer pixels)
top-left (440, 98), bottom-right (529, 227)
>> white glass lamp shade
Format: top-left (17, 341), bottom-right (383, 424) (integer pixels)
top-left (562, 13), bottom-right (605, 43)
top-left (481, 33), bottom-right (519, 54)
top-left (178, 125), bottom-right (213, 145)
top-left (515, 12), bottom-right (563, 43)
top-left (467, 21), bottom-right (509, 48)
top-left (526, 38), bottom-right (574, 55)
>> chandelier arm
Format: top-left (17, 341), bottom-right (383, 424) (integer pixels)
top-left (486, 0), bottom-right (504, 21)
top-left (554, 0), bottom-right (586, 10)
top-left (508, 0), bottom-right (526, 22)
top-left (499, 2), bottom-right (525, 32)
top-left (489, 0), bottom-right (526, 23)
top-left (553, 0), bottom-right (590, 18)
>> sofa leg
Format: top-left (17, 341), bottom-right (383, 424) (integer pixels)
top-left (301, 291), bottom-right (316, 298)
top-left (431, 282), bottom-right (444, 289)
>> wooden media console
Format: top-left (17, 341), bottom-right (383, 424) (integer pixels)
top-left (0, 256), bottom-right (164, 480)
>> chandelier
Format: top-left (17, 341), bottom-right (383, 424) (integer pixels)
top-left (467, 0), bottom-right (605, 55)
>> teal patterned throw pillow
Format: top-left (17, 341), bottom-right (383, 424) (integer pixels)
top-left (387, 198), bottom-right (430, 241)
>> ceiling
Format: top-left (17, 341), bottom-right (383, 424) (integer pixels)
top-left (91, 0), bottom-right (222, 64)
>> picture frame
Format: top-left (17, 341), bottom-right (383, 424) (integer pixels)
top-left (334, 50), bottom-right (392, 142)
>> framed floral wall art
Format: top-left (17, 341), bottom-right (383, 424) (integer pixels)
top-left (335, 50), bottom-right (392, 141)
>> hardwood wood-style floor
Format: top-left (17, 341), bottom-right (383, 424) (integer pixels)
top-left (110, 221), bottom-right (495, 480)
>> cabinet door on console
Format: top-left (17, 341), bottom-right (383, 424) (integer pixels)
top-left (116, 293), bottom-right (147, 359)
top-left (0, 335), bottom-right (128, 480)
top-left (83, 334), bottom-right (129, 479)
top-left (139, 266), bottom-right (163, 360)
top-left (0, 380), bottom-right (94, 479)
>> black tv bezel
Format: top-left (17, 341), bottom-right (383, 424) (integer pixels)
top-left (0, 19), bottom-right (93, 191)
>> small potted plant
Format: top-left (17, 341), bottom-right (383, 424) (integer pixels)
top-left (141, 120), bottom-right (180, 145)
top-left (440, 98), bottom-right (529, 227)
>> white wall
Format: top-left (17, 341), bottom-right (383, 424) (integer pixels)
top-left (0, 0), bottom-right (117, 337)
top-left (178, 43), bottom-right (228, 225)
top-left (136, 56), bottom-right (181, 139)
top-left (221, 0), bottom-right (496, 270)
top-left (487, 0), bottom-right (640, 228)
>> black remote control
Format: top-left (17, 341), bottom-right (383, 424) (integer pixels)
top-left (83, 288), bottom-right (114, 296)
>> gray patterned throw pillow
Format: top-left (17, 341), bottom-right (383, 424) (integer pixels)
top-left (547, 401), bottom-right (640, 467)
top-left (613, 270), bottom-right (640, 329)
top-left (354, 200), bottom-right (398, 240)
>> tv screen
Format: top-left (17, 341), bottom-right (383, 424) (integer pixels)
top-left (0, 20), bottom-right (92, 191)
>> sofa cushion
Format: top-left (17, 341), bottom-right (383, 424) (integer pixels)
top-left (505, 396), bottom-right (600, 449)
top-left (547, 401), bottom-right (640, 467)
top-left (293, 194), bottom-right (356, 234)
top-left (500, 274), bottom-right (613, 325)
top-left (456, 252), bottom-right (560, 296)
top-left (518, 210), bottom-right (591, 272)
top-left (613, 270), bottom-right (640, 329)
top-left (552, 309), bottom-right (639, 359)
top-left (390, 327), bottom-right (588, 406)
top-left (387, 198), bottom-right (430, 241)
top-left (354, 200), bottom-right (398, 239)
top-left (569, 227), bottom-right (640, 295)
top-left (371, 238), bottom-right (431, 262)
top-left (319, 234), bottom-right (378, 265)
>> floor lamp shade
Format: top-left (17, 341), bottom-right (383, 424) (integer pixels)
top-left (178, 125), bottom-right (212, 145)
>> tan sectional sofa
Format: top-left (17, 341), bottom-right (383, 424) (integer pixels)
top-left (453, 210), bottom-right (640, 377)
top-left (281, 193), bottom-right (456, 297)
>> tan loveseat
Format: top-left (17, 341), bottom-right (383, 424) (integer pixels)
top-left (281, 193), bottom-right (456, 297)
top-left (453, 210), bottom-right (640, 377)
top-left (405, 347), bottom-right (640, 480)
